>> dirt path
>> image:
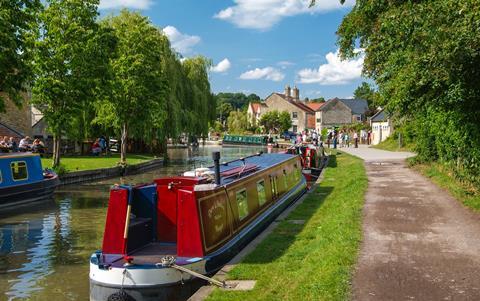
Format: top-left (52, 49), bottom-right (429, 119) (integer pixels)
top-left (351, 159), bottom-right (480, 300)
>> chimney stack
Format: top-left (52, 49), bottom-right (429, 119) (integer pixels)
top-left (293, 85), bottom-right (299, 101)
top-left (285, 85), bottom-right (291, 98)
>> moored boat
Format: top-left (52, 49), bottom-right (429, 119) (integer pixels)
top-left (89, 152), bottom-right (308, 301)
top-left (0, 152), bottom-right (59, 212)
top-left (285, 143), bottom-right (326, 182)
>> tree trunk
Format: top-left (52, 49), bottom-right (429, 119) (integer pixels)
top-left (120, 122), bottom-right (128, 165)
top-left (53, 134), bottom-right (61, 167)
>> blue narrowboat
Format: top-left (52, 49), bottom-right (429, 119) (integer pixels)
top-left (0, 153), bottom-right (59, 211)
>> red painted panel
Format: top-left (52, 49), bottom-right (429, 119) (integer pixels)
top-left (177, 189), bottom-right (204, 257)
top-left (102, 188), bottom-right (128, 254)
top-left (156, 185), bottom-right (177, 242)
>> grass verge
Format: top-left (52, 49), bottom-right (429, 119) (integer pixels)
top-left (206, 151), bottom-right (368, 301)
top-left (372, 136), bottom-right (414, 152)
top-left (410, 160), bottom-right (480, 211)
top-left (41, 154), bottom-right (156, 172)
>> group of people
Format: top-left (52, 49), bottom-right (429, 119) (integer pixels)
top-left (0, 136), bottom-right (45, 153)
top-left (289, 128), bottom-right (373, 149)
top-left (91, 136), bottom-right (107, 156)
top-left (291, 130), bottom-right (321, 146)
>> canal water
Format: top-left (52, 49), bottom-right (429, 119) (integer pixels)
top-left (0, 146), bottom-right (266, 301)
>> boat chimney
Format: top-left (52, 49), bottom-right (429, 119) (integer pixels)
top-left (212, 151), bottom-right (221, 185)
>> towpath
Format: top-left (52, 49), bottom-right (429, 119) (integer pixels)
top-left (340, 145), bottom-right (480, 300)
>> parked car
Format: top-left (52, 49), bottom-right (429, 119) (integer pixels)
top-left (281, 131), bottom-right (296, 140)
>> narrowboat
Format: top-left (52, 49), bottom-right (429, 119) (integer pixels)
top-left (0, 153), bottom-right (59, 212)
top-left (90, 152), bottom-right (308, 301)
top-left (222, 134), bottom-right (268, 146)
top-left (285, 143), bottom-right (326, 182)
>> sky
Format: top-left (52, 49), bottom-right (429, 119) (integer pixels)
top-left (98, 0), bottom-right (365, 100)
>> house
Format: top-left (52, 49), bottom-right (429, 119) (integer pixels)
top-left (251, 85), bottom-right (315, 133)
top-left (314, 98), bottom-right (368, 132)
top-left (370, 109), bottom-right (392, 145)
top-left (247, 102), bottom-right (268, 126)
top-left (0, 92), bottom-right (32, 138)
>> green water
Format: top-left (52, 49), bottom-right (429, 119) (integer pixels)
top-left (0, 146), bottom-right (266, 301)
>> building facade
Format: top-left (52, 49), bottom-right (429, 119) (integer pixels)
top-left (314, 98), bottom-right (369, 132)
top-left (250, 85), bottom-right (315, 133)
top-left (370, 109), bottom-right (392, 145)
top-left (0, 92), bottom-right (32, 138)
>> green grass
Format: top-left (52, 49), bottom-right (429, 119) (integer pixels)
top-left (207, 151), bottom-right (368, 301)
top-left (410, 161), bottom-right (480, 211)
top-left (41, 154), bottom-right (156, 172)
top-left (372, 136), bottom-right (414, 152)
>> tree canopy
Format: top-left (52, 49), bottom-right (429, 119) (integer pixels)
top-left (337, 0), bottom-right (480, 185)
top-left (0, 0), bottom-right (40, 110)
top-left (259, 110), bottom-right (292, 134)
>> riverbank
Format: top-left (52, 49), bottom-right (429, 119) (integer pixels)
top-left (205, 151), bottom-right (367, 301)
top-left (41, 154), bottom-right (156, 172)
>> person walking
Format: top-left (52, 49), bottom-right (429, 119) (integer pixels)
top-left (354, 131), bottom-right (359, 148)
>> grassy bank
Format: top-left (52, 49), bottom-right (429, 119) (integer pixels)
top-left (207, 151), bottom-right (368, 301)
top-left (372, 135), bottom-right (414, 152)
top-left (410, 161), bottom-right (480, 212)
top-left (41, 154), bottom-right (156, 172)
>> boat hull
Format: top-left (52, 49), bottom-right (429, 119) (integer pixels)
top-left (0, 175), bottom-right (60, 212)
top-left (89, 178), bottom-right (307, 301)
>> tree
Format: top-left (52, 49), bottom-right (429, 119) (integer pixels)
top-left (278, 111), bottom-right (292, 133)
top-left (259, 110), bottom-right (291, 134)
top-left (227, 110), bottom-right (248, 134)
top-left (95, 10), bottom-right (167, 164)
top-left (0, 0), bottom-right (41, 111)
top-left (353, 82), bottom-right (376, 108)
top-left (310, 97), bottom-right (325, 103)
top-left (336, 0), bottom-right (480, 184)
top-left (32, 0), bottom-right (111, 167)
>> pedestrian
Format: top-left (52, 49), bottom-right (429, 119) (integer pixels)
top-left (354, 132), bottom-right (359, 148)
top-left (367, 130), bottom-right (372, 145)
top-left (345, 133), bottom-right (350, 148)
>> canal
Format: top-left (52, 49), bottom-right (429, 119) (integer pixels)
top-left (0, 146), bottom-right (266, 301)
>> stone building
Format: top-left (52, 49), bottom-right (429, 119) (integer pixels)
top-left (314, 98), bottom-right (368, 132)
top-left (0, 92), bottom-right (32, 138)
top-left (247, 102), bottom-right (268, 125)
top-left (256, 85), bottom-right (315, 133)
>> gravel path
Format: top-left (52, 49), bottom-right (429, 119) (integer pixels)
top-left (340, 147), bottom-right (480, 300)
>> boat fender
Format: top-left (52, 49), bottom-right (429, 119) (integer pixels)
top-left (107, 289), bottom-right (136, 301)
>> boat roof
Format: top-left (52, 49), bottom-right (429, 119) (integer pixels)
top-left (0, 152), bottom-right (40, 159)
top-left (212, 153), bottom-right (297, 185)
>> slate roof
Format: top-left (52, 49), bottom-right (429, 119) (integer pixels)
top-left (335, 98), bottom-right (369, 115)
top-left (370, 109), bottom-right (389, 122)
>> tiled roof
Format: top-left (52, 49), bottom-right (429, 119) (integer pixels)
top-left (274, 93), bottom-right (315, 114)
top-left (305, 102), bottom-right (324, 111)
top-left (250, 102), bottom-right (267, 114)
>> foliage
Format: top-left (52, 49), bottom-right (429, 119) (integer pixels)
top-left (337, 0), bottom-right (480, 186)
top-left (353, 82), bottom-right (377, 108)
top-left (214, 92), bottom-right (261, 111)
top-left (0, 0), bottom-right (40, 111)
top-left (309, 97), bottom-right (325, 103)
top-left (207, 151), bottom-right (367, 301)
top-left (259, 110), bottom-right (292, 134)
top-left (227, 110), bottom-right (249, 134)
top-left (32, 0), bottom-right (111, 167)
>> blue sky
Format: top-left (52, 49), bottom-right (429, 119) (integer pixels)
top-left (99, 0), bottom-right (365, 100)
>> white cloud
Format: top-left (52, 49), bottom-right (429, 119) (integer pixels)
top-left (239, 67), bottom-right (285, 82)
top-left (211, 58), bottom-right (232, 73)
top-left (99, 0), bottom-right (153, 10)
top-left (162, 26), bottom-right (201, 55)
top-left (214, 0), bottom-right (354, 30)
top-left (298, 49), bottom-right (364, 85)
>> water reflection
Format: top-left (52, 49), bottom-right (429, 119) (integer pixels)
top-left (0, 146), bottom-right (265, 300)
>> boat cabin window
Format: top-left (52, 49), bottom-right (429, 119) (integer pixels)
top-left (257, 180), bottom-right (266, 206)
top-left (11, 161), bottom-right (28, 181)
top-left (236, 189), bottom-right (248, 221)
top-left (270, 176), bottom-right (277, 199)
top-left (283, 170), bottom-right (288, 189)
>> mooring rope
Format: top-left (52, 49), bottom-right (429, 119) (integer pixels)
top-left (157, 256), bottom-right (229, 288)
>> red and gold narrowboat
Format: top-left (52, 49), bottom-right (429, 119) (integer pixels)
top-left (90, 152), bottom-right (307, 301)
top-left (285, 143), bottom-right (326, 182)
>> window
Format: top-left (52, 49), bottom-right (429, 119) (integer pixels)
top-left (292, 125), bottom-right (298, 133)
top-left (356, 115), bottom-right (362, 121)
top-left (292, 112), bottom-right (298, 119)
top-left (257, 180), bottom-right (266, 206)
top-left (11, 161), bottom-right (28, 181)
top-left (270, 176), bottom-right (277, 199)
top-left (283, 171), bottom-right (288, 189)
top-left (316, 118), bottom-right (321, 123)
top-left (236, 189), bottom-right (248, 221)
